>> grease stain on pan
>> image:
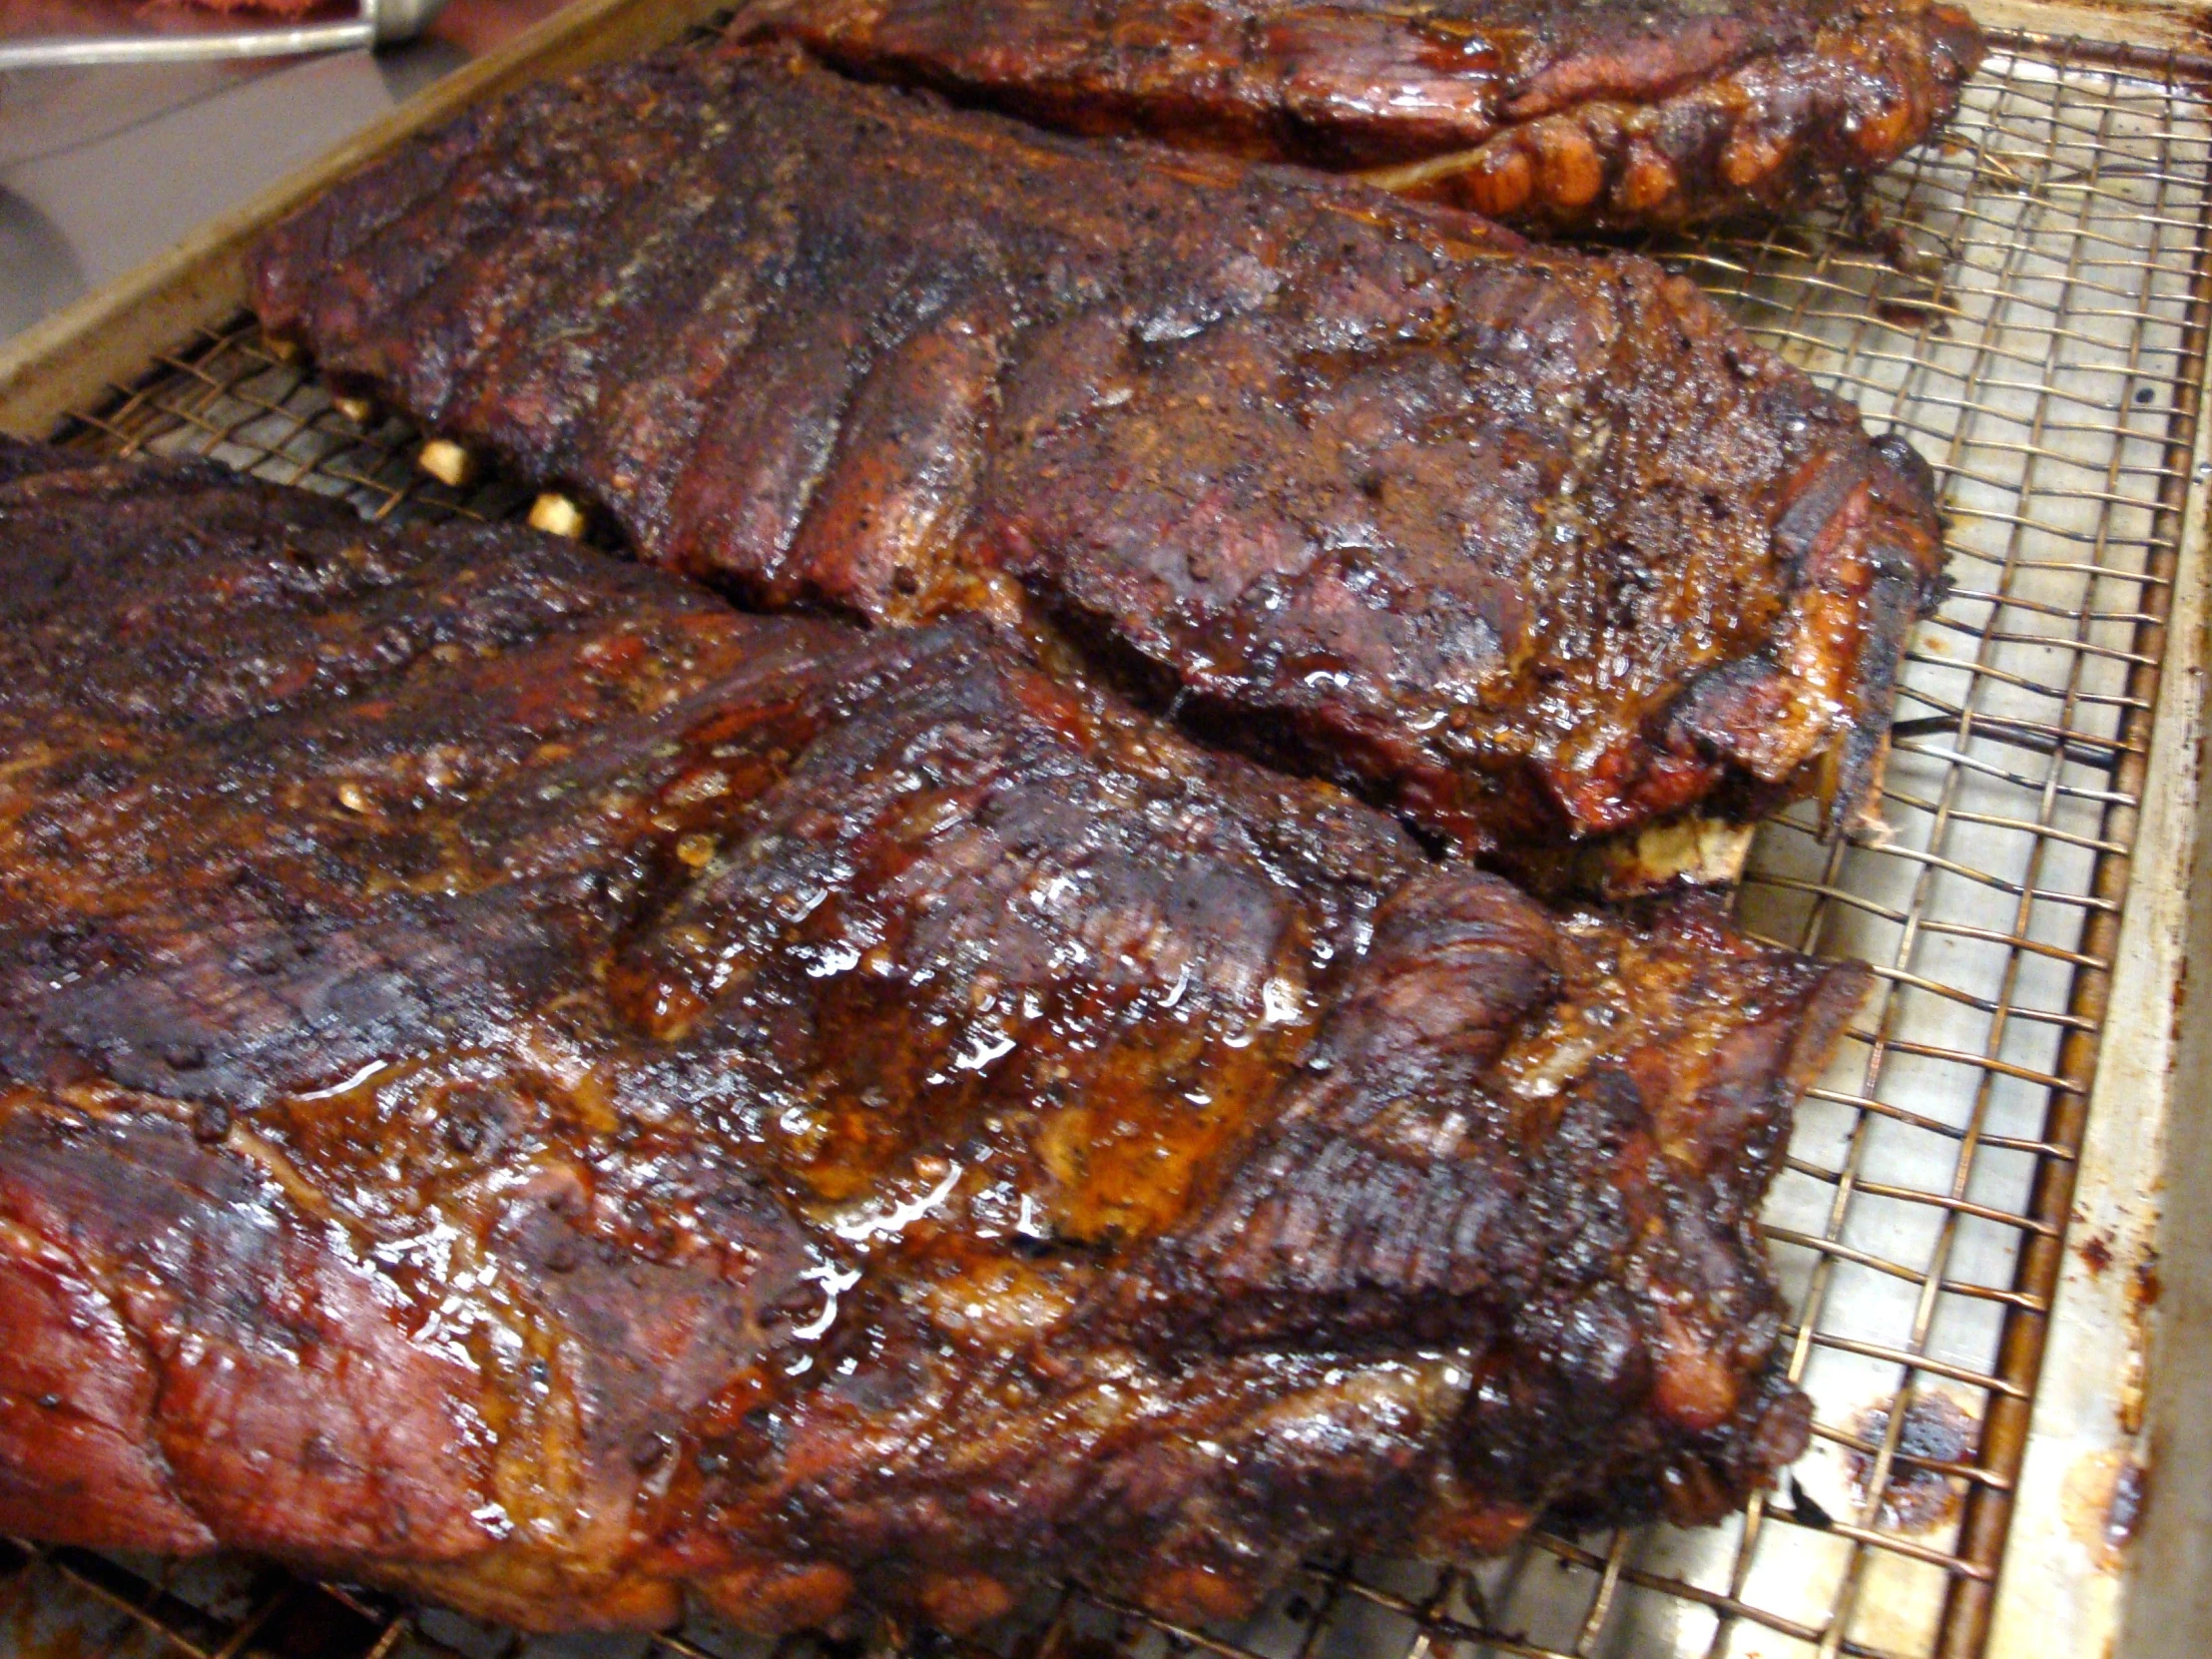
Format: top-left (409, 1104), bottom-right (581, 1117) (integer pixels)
top-left (1847, 1390), bottom-right (1981, 1532)
top-left (2061, 1449), bottom-right (2151, 1572)
top-left (2078, 1227), bottom-right (2116, 1278)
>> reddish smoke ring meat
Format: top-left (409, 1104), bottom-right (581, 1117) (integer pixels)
top-left (0, 442), bottom-right (1864, 1634)
top-left (727, 0), bottom-right (1986, 234)
top-left (250, 44), bottom-right (1946, 865)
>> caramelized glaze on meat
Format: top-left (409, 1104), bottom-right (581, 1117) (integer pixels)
top-left (728, 0), bottom-right (1984, 233)
top-left (251, 44), bottom-right (1943, 859)
top-left (0, 443), bottom-right (1862, 1632)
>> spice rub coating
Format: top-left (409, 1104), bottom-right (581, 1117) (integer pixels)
top-left (0, 443), bottom-right (1862, 1632)
top-left (728, 0), bottom-right (1984, 233)
top-left (251, 44), bottom-right (1945, 858)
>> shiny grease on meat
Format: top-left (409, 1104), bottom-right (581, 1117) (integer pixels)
top-left (727, 0), bottom-right (1985, 233)
top-left (0, 443), bottom-right (1862, 1633)
top-left (250, 43), bottom-right (1945, 862)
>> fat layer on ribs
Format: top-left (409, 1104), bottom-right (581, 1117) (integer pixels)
top-left (0, 442), bottom-right (1864, 1633)
top-left (250, 42), bottom-right (1945, 866)
top-left (726, 0), bottom-right (1986, 235)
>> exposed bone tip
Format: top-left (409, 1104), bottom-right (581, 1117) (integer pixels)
top-left (331, 395), bottom-right (375, 426)
top-left (1533, 815), bottom-right (1759, 903)
top-left (1634, 816), bottom-right (1754, 889)
top-left (529, 493), bottom-right (586, 538)
top-left (1848, 809), bottom-right (1899, 849)
top-left (264, 335), bottom-right (302, 363)
top-left (418, 439), bottom-right (477, 489)
top-left (1690, 818), bottom-right (1758, 881)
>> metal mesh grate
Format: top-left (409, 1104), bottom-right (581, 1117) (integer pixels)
top-left (6, 26), bottom-right (2207, 1659)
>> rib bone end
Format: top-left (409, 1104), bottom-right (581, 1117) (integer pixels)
top-left (419, 439), bottom-right (477, 489)
top-left (1582, 816), bottom-right (1758, 898)
top-left (529, 493), bottom-right (586, 538)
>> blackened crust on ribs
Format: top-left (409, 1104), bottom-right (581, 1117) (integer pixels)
top-left (249, 43), bottom-right (1945, 860)
top-left (0, 441), bottom-right (1866, 1633)
top-left (727, 0), bottom-right (1984, 234)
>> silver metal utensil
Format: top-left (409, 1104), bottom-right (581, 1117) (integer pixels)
top-left (0, 0), bottom-right (447, 72)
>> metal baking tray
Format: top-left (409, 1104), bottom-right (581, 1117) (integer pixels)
top-left (3, 2), bottom-right (2208, 1655)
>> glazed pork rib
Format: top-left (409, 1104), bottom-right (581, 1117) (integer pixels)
top-left (250, 43), bottom-right (1944, 865)
top-left (0, 441), bottom-right (1865, 1633)
top-left (728, 0), bottom-right (1985, 234)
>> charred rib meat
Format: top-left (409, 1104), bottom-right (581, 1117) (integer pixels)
top-left (250, 44), bottom-right (1944, 860)
top-left (0, 442), bottom-right (1863, 1633)
top-left (728, 0), bottom-right (1985, 234)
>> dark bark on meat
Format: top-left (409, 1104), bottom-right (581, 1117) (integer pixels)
top-left (728, 0), bottom-right (1985, 234)
top-left (249, 43), bottom-right (1944, 862)
top-left (0, 441), bottom-right (1860, 1634)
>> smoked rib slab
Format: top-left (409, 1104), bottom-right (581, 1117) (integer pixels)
top-left (0, 441), bottom-right (1866, 1633)
top-left (728, 0), bottom-right (1985, 234)
top-left (250, 43), bottom-right (1945, 863)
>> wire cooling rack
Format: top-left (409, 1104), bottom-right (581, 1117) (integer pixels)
top-left (4, 26), bottom-right (2206, 1659)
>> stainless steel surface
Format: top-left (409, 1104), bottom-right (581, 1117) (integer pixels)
top-left (0, 0), bottom-right (450, 72)
top-left (369, 0), bottom-right (449, 44)
top-left (0, 34), bottom-right (471, 342)
top-left (2, 22), bottom-right (2207, 1659)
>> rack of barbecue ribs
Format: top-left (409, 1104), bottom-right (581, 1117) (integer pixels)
top-left (726, 0), bottom-right (1985, 234)
top-left (250, 43), bottom-right (1945, 868)
top-left (0, 440), bottom-right (1867, 1634)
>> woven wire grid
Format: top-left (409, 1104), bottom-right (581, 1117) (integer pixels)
top-left (5, 25), bottom-right (2207, 1659)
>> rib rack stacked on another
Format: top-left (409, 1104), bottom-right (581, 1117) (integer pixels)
top-left (251, 42), bottom-right (1945, 869)
top-left (0, 442), bottom-right (1866, 1635)
top-left (729, 0), bottom-right (1985, 234)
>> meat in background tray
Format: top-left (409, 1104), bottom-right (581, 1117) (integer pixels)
top-left (0, 0), bottom-right (565, 43)
top-left (728, 0), bottom-right (1986, 234)
top-left (0, 0), bottom-right (332, 28)
top-left (154, 0), bottom-right (323, 15)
